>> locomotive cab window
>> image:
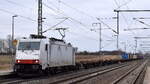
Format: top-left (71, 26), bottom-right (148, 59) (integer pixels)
top-left (18, 42), bottom-right (40, 50)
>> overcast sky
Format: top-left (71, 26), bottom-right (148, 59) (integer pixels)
top-left (0, 0), bottom-right (150, 52)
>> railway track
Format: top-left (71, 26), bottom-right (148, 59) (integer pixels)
top-left (48, 60), bottom-right (145, 84)
top-left (49, 64), bottom-right (130, 84)
top-left (0, 73), bottom-right (23, 84)
top-left (0, 60), bottom-right (145, 84)
top-left (73, 60), bottom-right (147, 84)
top-left (111, 60), bottom-right (148, 84)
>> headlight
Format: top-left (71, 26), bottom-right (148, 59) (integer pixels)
top-left (35, 60), bottom-right (39, 63)
top-left (16, 60), bottom-right (20, 63)
top-left (18, 60), bottom-right (20, 63)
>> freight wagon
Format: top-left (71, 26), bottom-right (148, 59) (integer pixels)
top-left (75, 54), bottom-right (138, 68)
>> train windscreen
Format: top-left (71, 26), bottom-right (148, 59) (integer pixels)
top-left (18, 42), bottom-right (40, 50)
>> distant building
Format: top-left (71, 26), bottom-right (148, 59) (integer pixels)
top-left (0, 39), bottom-right (9, 53)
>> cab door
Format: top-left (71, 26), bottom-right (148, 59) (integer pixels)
top-left (45, 44), bottom-right (49, 66)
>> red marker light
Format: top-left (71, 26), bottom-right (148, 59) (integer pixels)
top-left (16, 60), bottom-right (40, 64)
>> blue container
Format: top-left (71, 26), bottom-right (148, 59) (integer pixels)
top-left (122, 53), bottom-right (129, 60)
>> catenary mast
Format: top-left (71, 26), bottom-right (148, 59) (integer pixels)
top-left (38, 0), bottom-right (43, 36)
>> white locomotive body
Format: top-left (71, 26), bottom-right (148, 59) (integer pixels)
top-left (14, 38), bottom-right (76, 73)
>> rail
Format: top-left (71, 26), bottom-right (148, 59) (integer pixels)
top-left (49, 63), bottom-right (136, 84)
top-left (111, 60), bottom-right (148, 84)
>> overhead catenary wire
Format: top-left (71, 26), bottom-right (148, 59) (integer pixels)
top-left (43, 2), bottom-right (59, 14)
top-left (67, 22), bottom-right (101, 42)
top-left (67, 16), bottom-right (115, 40)
top-left (122, 0), bottom-right (137, 36)
top-left (46, 0), bottom-right (60, 10)
top-left (67, 31), bottom-right (98, 41)
top-left (114, 0), bottom-right (129, 25)
top-left (67, 19), bottom-right (93, 33)
top-left (40, 2), bottom-right (102, 42)
top-left (35, 0), bottom-right (61, 17)
top-left (41, 2), bottom-right (102, 41)
top-left (3, 0), bottom-right (116, 48)
top-left (58, 0), bottom-right (94, 19)
top-left (4, 0), bottom-right (118, 41)
top-left (67, 19), bottom-right (116, 48)
top-left (58, 0), bottom-right (117, 34)
top-left (115, 0), bottom-right (134, 9)
top-left (68, 30), bottom-right (116, 44)
top-left (114, 0), bottom-right (136, 36)
top-left (46, 0), bottom-right (137, 49)
top-left (42, 3), bottom-right (96, 35)
top-left (2, 0), bottom-right (38, 23)
top-left (5, 0), bottom-right (33, 10)
top-left (68, 18), bottom-right (114, 40)
top-left (2, 1), bottom-right (57, 30)
top-left (133, 18), bottom-right (150, 27)
top-left (102, 40), bottom-right (116, 49)
top-left (92, 29), bottom-right (115, 40)
top-left (44, 0), bottom-right (115, 35)
top-left (68, 17), bottom-right (92, 30)
top-left (0, 8), bottom-right (36, 22)
top-left (57, 1), bottom-right (117, 40)
top-left (68, 17), bottom-right (115, 40)
top-left (68, 30), bottom-right (119, 50)
top-left (0, 8), bottom-right (53, 28)
top-left (42, 1), bottom-right (91, 29)
top-left (5, 0), bottom-right (62, 28)
top-left (1, 0), bottom-right (137, 51)
top-left (43, 1), bottom-right (115, 41)
top-left (137, 17), bottom-right (150, 19)
top-left (42, 17), bottom-right (69, 33)
top-left (42, 2), bottom-right (94, 32)
top-left (114, 0), bottom-right (138, 51)
top-left (42, 2), bottom-right (61, 19)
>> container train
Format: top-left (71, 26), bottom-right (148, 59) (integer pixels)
top-left (13, 37), bottom-right (143, 74)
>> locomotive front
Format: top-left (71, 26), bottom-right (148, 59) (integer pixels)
top-left (14, 39), bottom-right (42, 73)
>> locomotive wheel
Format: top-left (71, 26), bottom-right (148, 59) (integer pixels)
top-left (44, 68), bottom-right (50, 75)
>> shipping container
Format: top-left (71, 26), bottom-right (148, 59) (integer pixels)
top-left (121, 53), bottom-right (129, 60)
